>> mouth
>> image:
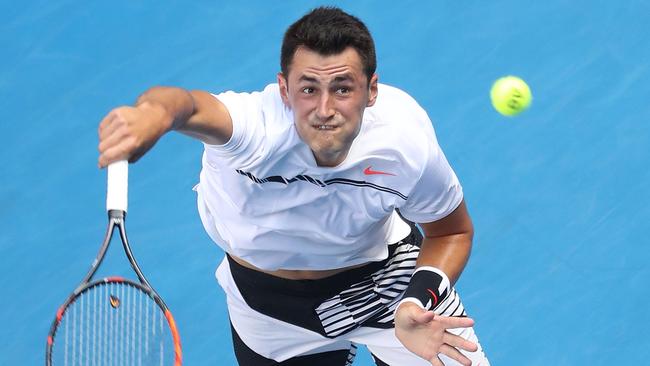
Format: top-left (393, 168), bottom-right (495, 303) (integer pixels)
top-left (314, 125), bottom-right (337, 131)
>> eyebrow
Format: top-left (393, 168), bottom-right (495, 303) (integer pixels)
top-left (332, 74), bottom-right (354, 83)
top-left (298, 75), bottom-right (319, 83)
top-left (297, 73), bottom-right (355, 84)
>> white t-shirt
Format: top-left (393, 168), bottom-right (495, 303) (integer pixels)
top-left (195, 83), bottom-right (462, 271)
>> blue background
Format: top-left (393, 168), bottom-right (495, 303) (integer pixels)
top-left (1, 1), bottom-right (649, 364)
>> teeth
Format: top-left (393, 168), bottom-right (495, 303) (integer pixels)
top-left (317, 125), bottom-right (333, 130)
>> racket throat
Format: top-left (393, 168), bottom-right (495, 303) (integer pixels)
top-left (108, 209), bottom-right (126, 220)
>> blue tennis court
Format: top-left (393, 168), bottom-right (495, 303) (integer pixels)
top-left (2, 1), bottom-right (649, 364)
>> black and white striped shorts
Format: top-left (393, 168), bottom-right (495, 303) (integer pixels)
top-left (226, 224), bottom-right (466, 341)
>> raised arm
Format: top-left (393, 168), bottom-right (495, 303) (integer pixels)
top-left (98, 87), bottom-right (232, 167)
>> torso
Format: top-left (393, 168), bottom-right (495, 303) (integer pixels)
top-left (198, 83), bottom-right (461, 271)
top-left (229, 254), bottom-right (367, 279)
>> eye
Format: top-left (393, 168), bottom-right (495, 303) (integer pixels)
top-left (301, 87), bottom-right (315, 94)
top-left (335, 87), bottom-right (351, 95)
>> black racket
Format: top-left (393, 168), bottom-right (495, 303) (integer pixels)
top-left (46, 161), bottom-right (182, 365)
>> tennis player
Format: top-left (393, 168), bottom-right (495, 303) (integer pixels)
top-left (98, 7), bottom-right (490, 366)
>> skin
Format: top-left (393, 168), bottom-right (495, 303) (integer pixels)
top-left (97, 45), bottom-right (478, 365)
top-left (395, 200), bottom-right (478, 365)
top-left (277, 46), bottom-right (378, 167)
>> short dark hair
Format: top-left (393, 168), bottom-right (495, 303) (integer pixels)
top-left (281, 7), bottom-right (376, 81)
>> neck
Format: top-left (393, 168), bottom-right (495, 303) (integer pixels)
top-left (313, 150), bottom-right (348, 167)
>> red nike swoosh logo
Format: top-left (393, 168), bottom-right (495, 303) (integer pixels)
top-left (427, 289), bottom-right (439, 307)
top-left (363, 166), bottom-right (396, 176)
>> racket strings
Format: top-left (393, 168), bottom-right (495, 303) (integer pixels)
top-left (52, 282), bottom-right (173, 366)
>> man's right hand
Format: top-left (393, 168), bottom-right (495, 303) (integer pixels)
top-left (98, 102), bottom-right (172, 168)
top-left (98, 87), bottom-right (233, 168)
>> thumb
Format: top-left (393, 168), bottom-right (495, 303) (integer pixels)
top-left (412, 308), bottom-right (436, 324)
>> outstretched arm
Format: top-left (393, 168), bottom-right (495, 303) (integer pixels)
top-left (98, 87), bottom-right (232, 167)
top-left (395, 200), bottom-right (478, 365)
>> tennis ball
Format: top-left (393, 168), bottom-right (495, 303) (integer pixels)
top-left (490, 76), bottom-right (532, 116)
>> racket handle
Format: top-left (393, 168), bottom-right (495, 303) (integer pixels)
top-left (107, 160), bottom-right (128, 212)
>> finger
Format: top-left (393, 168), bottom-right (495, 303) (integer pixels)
top-left (397, 302), bottom-right (434, 325)
top-left (98, 110), bottom-right (113, 134)
top-left (443, 332), bottom-right (478, 352)
top-left (99, 107), bottom-right (133, 141)
top-left (98, 144), bottom-right (126, 168)
top-left (436, 315), bottom-right (474, 329)
top-left (98, 127), bottom-right (130, 167)
top-left (98, 109), bottom-right (121, 139)
top-left (414, 310), bottom-right (436, 324)
top-left (429, 355), bottom-right (444, 366)
top-left (438, 344), bottom-right (471, 366)
top-left (98, 136), bottom-right (137, 168)
top-left (98, 115), bottom-right (136, 151)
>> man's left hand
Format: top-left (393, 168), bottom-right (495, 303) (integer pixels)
top-left (394, 302), bottom-right (478, 366)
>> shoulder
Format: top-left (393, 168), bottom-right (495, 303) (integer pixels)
top-left (368, 84), bottom-right (434, 133)
top-left (364, 83), bottom-right (437, 149)
top-left (212, 83), bottom-right (291, 130)
top-left (374, 84), bottom-right (425, 113)
top-left (376, 83), bottom-right (421, 106)
top-left (351, 84), bottom-right (442, 180)
top-left (214, 83), bottom-right (283, 110)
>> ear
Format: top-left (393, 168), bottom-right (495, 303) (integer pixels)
top-left (277, 72), bottom-right (291, 107)
top-left (366, 74), bottom-right (379, 107)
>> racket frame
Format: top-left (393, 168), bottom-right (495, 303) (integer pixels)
top-left (45, 162), bottom-right (182, 365)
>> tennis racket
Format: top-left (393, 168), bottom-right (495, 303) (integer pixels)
top-left (46, 161), bottom-right (182, 365)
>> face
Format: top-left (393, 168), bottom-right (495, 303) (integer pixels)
top-left (278, 46), bottom-right (378, 167)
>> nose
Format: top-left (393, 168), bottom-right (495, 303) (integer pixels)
top-left (316, 91), bottom-right (335, 120)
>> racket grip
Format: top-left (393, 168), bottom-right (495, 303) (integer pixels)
top-left (107, 160), bottom-right (128, 212)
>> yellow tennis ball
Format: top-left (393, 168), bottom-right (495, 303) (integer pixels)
top-left (490, 76), bottom-right (532, 116)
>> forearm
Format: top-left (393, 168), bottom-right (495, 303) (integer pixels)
top-left (98, 86), bottom-right (232, 167)
top-left (396, 219), bottom-right (477, 362)
top-left (135, 87), bottom-right (232, 145)
top-left (397, 202), bottom-right (473, 312)
top-left (416, 200), bottom-right (474, 286)
top-left (135, 86), bottom-right (195, 132)
top-left (416, 231), bottom-right (472, 286)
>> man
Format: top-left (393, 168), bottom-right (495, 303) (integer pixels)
top-left (98, 6), bottom-right (490, 366)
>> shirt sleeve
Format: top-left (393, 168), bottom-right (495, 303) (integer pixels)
top-left (398, 113), bottom-right (464, 224)
top-left (203, 89), bottom-right (265, 169)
